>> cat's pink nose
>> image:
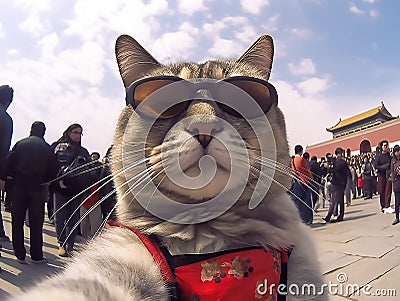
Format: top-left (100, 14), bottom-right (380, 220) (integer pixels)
top-left (188, 122), bottom-right (221, 148)
top-left (196, 133), bottom-right (212, 148)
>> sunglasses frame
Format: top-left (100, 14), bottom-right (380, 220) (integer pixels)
top-left (125, 75), bottom-right (278, 118)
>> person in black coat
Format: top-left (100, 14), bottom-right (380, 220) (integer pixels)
top-left (309, 156), bottom-right (324, 209)
top-left (6, 121), bottom-right (58, 263)
top-left (374, 140), bottom-right (393, 212)
top-left (0, 85), bottom-right (13, 246)
top-left (323, 147), bottom-right (350, 223)
top-left (53, 123), bottom-right (91, 257)
top-left (99, 146), bottom-right (117, 221)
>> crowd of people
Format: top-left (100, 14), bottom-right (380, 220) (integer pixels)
top-left (0, 84), bottom-right (116, 268)
top-left (1, 82), bottom-right (400, 268)
top-left (290, 141), bottom-right (400, 227)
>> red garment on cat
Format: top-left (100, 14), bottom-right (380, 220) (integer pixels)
top-left (174, 248), bottom-right (282, 301)
top-left (107, 221), bottom-right (288, 301)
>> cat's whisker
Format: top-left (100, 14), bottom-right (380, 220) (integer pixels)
top-left (241, 160), bottom-right (317, 214)
top-left (249, 160), bottom-right (321, 214)
top-left (57, 157), bottom-right (154, 241)
top-left (46, 160), bottom-right (105, 185)
top-left (138, 169), bottom-right (169, 217)
top-left (84, 164), bottom-right (165, 240)
top-left (64, 160), bottom-right (166, 245)
top-left (256, 155), bottom-right (322, 190)
top-left (255, 157), bottom-right (323, 201)
top-left (52, 156), bottom-right (150, 220)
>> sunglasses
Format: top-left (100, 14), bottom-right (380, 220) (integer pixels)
top-left (125, 76), bottom-right (278, 119)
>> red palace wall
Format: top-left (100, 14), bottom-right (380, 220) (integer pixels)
top-left (306, 119), bottom-right (400, 158)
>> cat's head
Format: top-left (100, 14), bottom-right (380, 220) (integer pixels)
top-left (111, 35), bottom-right (293, 231)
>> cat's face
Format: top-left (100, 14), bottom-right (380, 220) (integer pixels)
top-left (112, 35), bottom-right (291, 225)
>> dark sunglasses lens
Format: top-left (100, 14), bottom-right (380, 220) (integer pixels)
top-left (228, 80), bottom-right (275, 114)
top-left (132, 78), bottom-right (191, 119)
top-left (217, 103), bottom-right (243, 118)
top-left (134, 79), bottom-right (179, 106)
top-left (160, 102), bottom-right (188, 118)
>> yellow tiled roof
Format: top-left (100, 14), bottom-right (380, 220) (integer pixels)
top-left (327, 102), bottom-right (395, 132)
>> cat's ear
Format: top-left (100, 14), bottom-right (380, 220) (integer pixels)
top-left (115, 35), bottom-right (162, 88)
top-left (236, 35), bottom-right (274, 80)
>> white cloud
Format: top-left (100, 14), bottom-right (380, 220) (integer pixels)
top-left (56, 41), bottom-right (106, 85)
top-left (203, 15), bottom-right (249, 39)
top-left (65, 0), bottom-right (169, 44)
top-left (18, 13), bottom-right (50, 37)
top-left (296, 76), bottom-right (330, 95)
top-left (0, 22), bottom-right (4, 38)
top-left (11, 0), bottom-right (51, 13)
top-left (151, 31), bottom-right (197, 62)
top-left (177, 0), bottom-right (207, 15)
top-left (288, 58), bottom-right (316, 75)
top-left (370, 9), bottom-right (378, 18)
top-left (286, 27), bottom-right (311, 38)
top-left (12, 0), bottom-right (52, 37)
top-left (275, 80), bottom-right (332, 150)
top-left (235, 25), bottom-right (257, 44)
top-left (208, 38), bottom-right (239, 58)
top-left (363, 0), bottom-right (375, 3)
top-left (38, 33), bottom-right (59, 57)
top-left (6, 49), bottom-right (18, 56)
top-left (240, 0), bottom-right (270, 15)
top-left (261, 14), bottom-right (280, 34)
top-left (179, 22), bottom-right (200, 35)
top-left (203, 21), bottom-right (227, 39)
top-left (349, 3), bottom-right (365, 15)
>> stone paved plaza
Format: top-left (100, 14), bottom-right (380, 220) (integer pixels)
top-left (0, 195), bottom-right (399, 300)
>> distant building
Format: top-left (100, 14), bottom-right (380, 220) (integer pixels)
top-left (306, 102), bottom-right (400, 158)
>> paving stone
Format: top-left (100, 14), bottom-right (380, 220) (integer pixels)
top-left (367, 263), bottom-right (400, 300)
top-left (341, 236), bottom-right (397, 258)
top-left (318, 251), bottom-right (362, 274)
top-left (313, 233), bottom-right (359, 243)
top-left (323, 247), bottom-right (400, 299)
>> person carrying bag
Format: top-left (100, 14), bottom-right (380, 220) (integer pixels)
top-left (53, 124), bottom-right (91, 257)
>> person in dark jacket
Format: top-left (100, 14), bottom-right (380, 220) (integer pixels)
top-left (323, 147), bottom-right (350, 223)
top-left (374, 140), bottom-right (393, 213)
top-left (99, 146), bottom-right (117, 221)
top-left (0, 85), bottom-right (14, 246)
top-left (309, 156), bottom-right (324, 210)
top-left (6, 121), bottom-right (58, 264)
top-left (390, 145), bottom-right (400, 225)
top-left (362, 157), bottom-right (373, 199)
top-left (53, 123), bottom-right (91, 257)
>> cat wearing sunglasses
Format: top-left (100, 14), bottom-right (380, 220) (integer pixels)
top-left (10, 35), bottom-right (326, 300)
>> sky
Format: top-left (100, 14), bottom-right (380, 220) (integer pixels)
top-left (1, 0), bottom-right (399, 156)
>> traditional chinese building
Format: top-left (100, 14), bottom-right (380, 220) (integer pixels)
top-left (306, 102), bottom-right (400, 158)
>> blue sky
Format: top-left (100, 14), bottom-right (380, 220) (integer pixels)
top-left (1, 0), bottom-right (399, 156)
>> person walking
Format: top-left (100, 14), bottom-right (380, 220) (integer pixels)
top-left (290, 145), bottom-right (313, 224)
top-left (0, 85), bottom-right (14, 249)
top-left (374, 140), bottom-right (393, 213)
top-left (309, 155), bottom-right (324, 210)
top-left (6, 121), bottom-right (58, 264)
top-left (362, 157), bottom-right (373, 199)
top-left (53, 123), bottom-right (91, 257)
top-left (323, 147), bottom-right (350, 223)
top-left (390, 145), bottom-right (400, 225)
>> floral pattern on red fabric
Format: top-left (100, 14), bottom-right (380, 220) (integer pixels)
top-left (175, 248), bottom-right (282, 301)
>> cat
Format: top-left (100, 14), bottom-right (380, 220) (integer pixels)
top-left (9, 34), bottom-right (327, 301)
